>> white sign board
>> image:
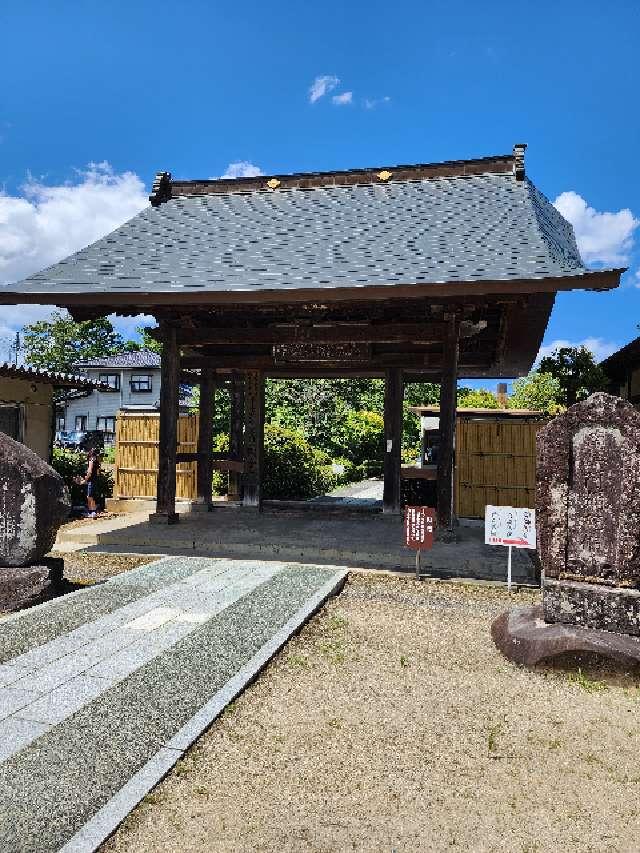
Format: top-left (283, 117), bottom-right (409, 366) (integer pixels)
top-left (485, 506), bottom-right (536, 550)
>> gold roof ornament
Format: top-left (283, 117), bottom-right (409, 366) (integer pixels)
top-left (267, 178), bottom-right (281, 189)
top-left (377, 170), bottom-right (393, 182)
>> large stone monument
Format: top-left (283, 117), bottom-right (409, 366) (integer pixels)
top-left (0, 432), bottom-right (69, 607)
top-left (492, 393), bottom-right (640, 666)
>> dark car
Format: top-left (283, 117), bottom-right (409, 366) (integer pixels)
top-left (55, 430), bottom-right (105, 451)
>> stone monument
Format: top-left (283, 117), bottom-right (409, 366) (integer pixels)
top-left (0, 431), bottom-right (69, 607)
top-left (492, 393), bottom-right (640, 666)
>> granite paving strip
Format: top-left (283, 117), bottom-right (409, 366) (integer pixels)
top-left (0, 556), bottom-right (211, 663)
top-left (1, 560), bottom-right (283, 739)
top-left (0, 559), bottom-right (346, 853)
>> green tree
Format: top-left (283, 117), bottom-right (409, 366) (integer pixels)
top-left (538, 345), bottom-right (608, 407)
top-left (508, 371), bottom-right (562, 414)
top-left (123, 326), bottom-right (163, 355)
top-left (23, 311), bottom-right (124, 374)
top-left (457, 387), bottom-right (500, 409)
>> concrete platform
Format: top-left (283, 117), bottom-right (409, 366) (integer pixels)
top-left (56, 509), bottom-right (537, 585)
top-left (0, 556), bottom-right (347, 852)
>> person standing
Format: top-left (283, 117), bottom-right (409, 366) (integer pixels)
top-left (75, 447), bottom-right (101, 518)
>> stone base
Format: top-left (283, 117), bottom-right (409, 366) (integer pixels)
top-left (543, 578), bottom-right (640, 637)
top-left (148, 512), bottom-right (180, 525)
top-left (492, 605), bottom-right (640, 667)
top-left (0, 558), bottom-right (64, 612)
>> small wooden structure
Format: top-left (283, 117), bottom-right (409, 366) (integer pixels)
top-left (410, 406), bottom-right (547, 518)
top-left (0, 363), bottom-right (102, 460)
top-left (0, 145), bottom-right (622, 530)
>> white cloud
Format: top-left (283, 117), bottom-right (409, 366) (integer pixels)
top-left (108, 313), bottom-right (156, 340)
top-left (332, 91), bottom-right (353, 105)
top-left (634, 270), bottom-right (640, 288)
top-left (0, 162), bottom-right (147, 289)
top-left (0, 162), bottom-right (148, 339)
top-left (309, 75), bottom-right (339, 103)
top-left (553, 191), bottom-right (639, 266)
top-left (218, 161), bottom-right (263, 179)
top-left (536, 337), bottom-right (619, 365)
top-left (364, 96), bottom-right (391, 110)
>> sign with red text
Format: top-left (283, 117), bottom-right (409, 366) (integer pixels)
top-left (404, 506), bottom-right (436, 550)
top-left (485, 505), bottom-right (536, 549)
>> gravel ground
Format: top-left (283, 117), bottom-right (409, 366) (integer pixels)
top-left (49, 551), bottom-right (157, 584)
top-left (102, 571), bottom-right (640, 853)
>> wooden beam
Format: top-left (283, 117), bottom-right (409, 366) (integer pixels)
top-left (228, 372), bottom-right (245, 501)
top-left (180, 353), bottom-right (458, 371)
top-left (436, 315), bottom-right (460, 531)
top-left (383, 368), bottom-right (404, 515)
top-left (153, 323), bottom-right (180, 523)
top-left (178, 322), bottom-right (448, 346)
top-left (242, 370), bottom-right (264, 508)
top-left (195, 368), bottom-right (215, 508)
top-left (177, 320), bottom-right (487, 347)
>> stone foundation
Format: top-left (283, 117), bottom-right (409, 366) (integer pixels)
top-left (543, 578), bottom-right (640, 637)
top-left (492, 604), bottom-right (640, 667)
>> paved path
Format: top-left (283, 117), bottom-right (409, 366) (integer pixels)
top-left (0, 557), bottom-right (346, 853)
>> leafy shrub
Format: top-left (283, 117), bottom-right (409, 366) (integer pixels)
top-left (51, 448), bottom-right (114, 507)
top-left (212, 424), bottom-right (337, 501)
top-left (332, 410), bottom-right (384, 468)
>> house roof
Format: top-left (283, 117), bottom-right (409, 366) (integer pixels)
top-left (599, 337), bottom-right (640, 378)
top-left (73, 350), bottom-right (161, 369)
top-left (0, 146), bottom-right (622, 309)
top-left (0, 362), bottom-right (108, 389)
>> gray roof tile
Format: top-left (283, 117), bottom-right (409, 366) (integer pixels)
top-left (73, 351), bottom-right (161, 369)
top-left (8, 172), bottom-right (587, 297)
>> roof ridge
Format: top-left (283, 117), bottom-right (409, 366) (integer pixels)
top-left (151, 145), bottom-right (526, 205)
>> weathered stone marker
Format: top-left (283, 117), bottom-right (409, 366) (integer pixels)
top-left (0, 431), bottom-right (70, 567)
top-left (492, 393), bottom-right (640, 666)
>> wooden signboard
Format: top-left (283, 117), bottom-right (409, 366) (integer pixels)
top-left (404, 506), bottom-right (436, 579)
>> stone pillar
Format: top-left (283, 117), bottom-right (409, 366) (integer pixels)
top-left (242, 370), bottom-right (264, 508)
top-left (228, 372), bottom-right (245, 502)
top-left (383, 368), bottom-right (403, 515)
top-left (437, 314), bottom-right (460, 531)
top-left (195, 368), bottom-right (215, 509)
top-left (154, 323), bottom-right (180, 523)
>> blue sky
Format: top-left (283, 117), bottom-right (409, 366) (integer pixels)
top-left (0, 0), bottom-right (639, 383)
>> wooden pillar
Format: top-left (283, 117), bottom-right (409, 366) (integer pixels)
top-left (154, 323), bottom-right (180, 523)
top-left (228, 371), bottom-right (245, 502)
top-left (383, 368), bottom-right (403, 515)
top-left (242, 370), bottom-right (264, 508)
top-left (195, 368), bottom-right (215, 508)
top-left (437, 315), bottom-right (460, 530)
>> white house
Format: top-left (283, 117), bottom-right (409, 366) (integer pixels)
top-left (62, 351), bottom-right (166, 442)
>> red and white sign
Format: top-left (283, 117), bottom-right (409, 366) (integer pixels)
top-left (404, 506), bottom-right (436, 551)
top-left (484, 505), bottom-right (536, 550)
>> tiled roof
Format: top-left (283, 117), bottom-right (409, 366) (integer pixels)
top-left (73, 350), bottom-right (161, 369)
top-left (0, 363), bottom-right (107, 389)
top-left (3, 150), bottom-right (602, 299)
top-left (600, 336), bottom-right (640, 375)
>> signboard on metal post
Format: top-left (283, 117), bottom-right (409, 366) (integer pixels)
top-left (404, 506), bottom-right (436, 579)
top-left (484, 505), bottom-right (536, 590)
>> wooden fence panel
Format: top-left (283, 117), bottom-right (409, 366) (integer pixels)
top-left (115, 412), bottom-right (198, 500)
top-left (455, 418), bottom-right (546, 519)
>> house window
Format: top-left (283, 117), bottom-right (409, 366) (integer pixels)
top-left (0, 405), bottom-right (23, 442)
top-left (75, 415), bottom-right (88, 431)
top-left (130, 375), bottom-right (152, 392)
top-left (96, 416), bottom-right (116, 440)
top-left (99, 373), bottom-right (120, 391)
top-left (56, 415), bottom-right (65, 431)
